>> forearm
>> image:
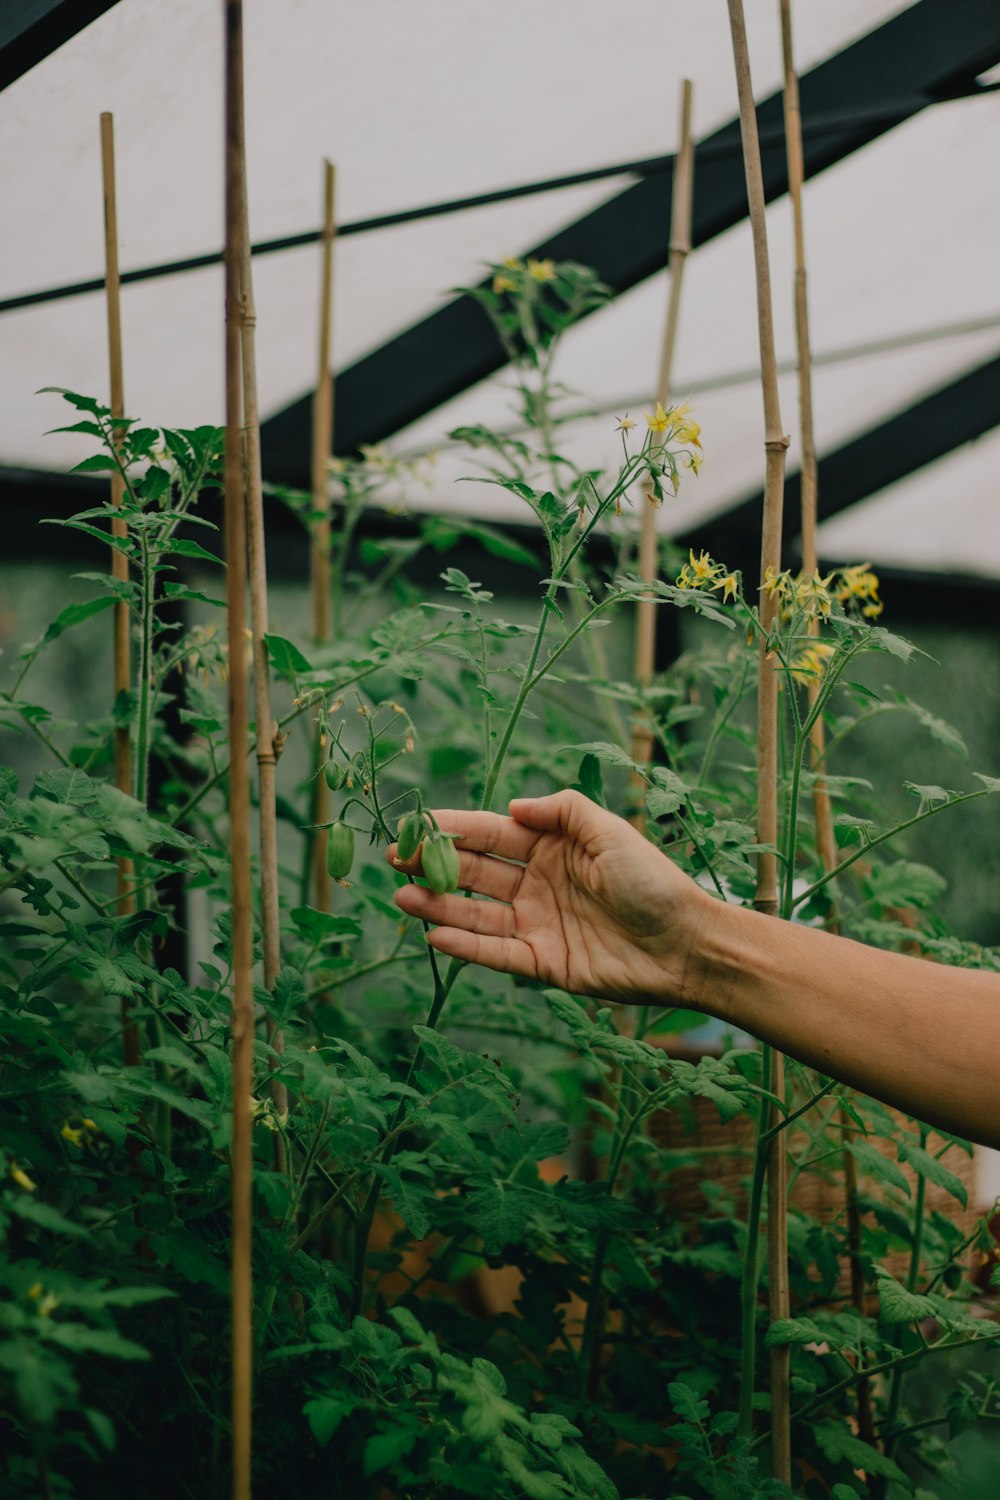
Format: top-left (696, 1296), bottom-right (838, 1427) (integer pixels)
top-left (685, 900), bottom-right (1000, 1149)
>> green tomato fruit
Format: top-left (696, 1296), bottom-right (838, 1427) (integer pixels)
top-left (395, 811), bottom-right (427, 864)
top-left (324, 759), bottom-right (346, 792)
top-left (422, 831), bottom-right (461, 895)
top-left (325, 821), bottom-right (355, 881)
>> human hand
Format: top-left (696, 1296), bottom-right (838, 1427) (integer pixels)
top-left (387, 789), bottom-right (714, 1008)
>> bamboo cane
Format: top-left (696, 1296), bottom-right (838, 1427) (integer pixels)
top-left (631, 80), bottom-right (694, 779)
top-left (310, 160), bottom-right (336, 912)
top-left (726, 0), bottom-right (791, 1482)
top-left (223, 2), bottom-right (254, 1494)
top-left (778, 0), bottom-right (876, 1457)
top-left (237, 148), bottom-right (289, 1164)
top-left (100, 112), bottom-right (141, 1068)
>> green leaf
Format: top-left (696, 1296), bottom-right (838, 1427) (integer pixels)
top-left (363, 1421), bottom-right (418, 1476)
top-left (20, 597), bottom-right (116, 661)
top-left (265, 634), bottom-right (313, 680)
top-left (69, 454), bottom-right (117, 473)
top-left (815, 1420), bottom-right (910, 1485)
top-left (669, 1381), bottom-right (709, 1424)
top-left (304, 1395), bottom-right (353, 1446)
top-left (158, 536), bottom-right (217, 566)
top-left (85, 1407), bottom-right (116, 1451)
top-left (864, 860), bottom-right (946, 910)
top-left (765, 1316), bottom-right (826, 1348)
top-left (849, 1140), bottom-right (911, 1198)
top-left (574, 753), bottom-right (605, 807)
top-left (9, 1195), bottom-right (89, 1237)
top-left (875, 1268), bottom-right (939, 1325)
top-left (44, 1323), bottom-right (149, 1361)
top-left (972, 772), bottom-right (1000, 794)
top-left (897, 1141), bottom-right (968, 1207)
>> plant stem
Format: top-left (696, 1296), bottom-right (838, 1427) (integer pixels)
top-left (737, 1045), bottom-right (773, 1440)
top-left (884, 1125), bottom-right (929, 1448)
top-left (134, 529), bottom-right (155, 809)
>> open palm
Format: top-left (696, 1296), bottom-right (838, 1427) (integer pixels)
top-left (389, 790), bottom-right (710, 1009)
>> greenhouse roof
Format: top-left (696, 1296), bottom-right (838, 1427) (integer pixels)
top-left (2, 0), bottom-right (999, 581)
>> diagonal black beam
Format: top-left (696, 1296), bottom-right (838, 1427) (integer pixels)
top-left (0, 0), bottom-right (122, 95)
top-left (678, 353), bottom-right (1000, 576)
top-left (260, 0), bottom-right (1000, 486)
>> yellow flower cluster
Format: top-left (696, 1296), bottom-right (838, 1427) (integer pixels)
top-left (790, 641), bottom-right (836, 685)
top-left (642, 400), bottom-right (702, 451)
top-left (761, 563), bottom-right (883, 621)
top-left (676, 549), bottom-right (739, 601)
top-left (491, 256), bottom-right (556, 294)
top-left (60, 1117), bottom-right (99, 1150)
top-left (834, 563), bottom-right (883, 618)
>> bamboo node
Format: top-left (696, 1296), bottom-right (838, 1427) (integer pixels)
top-left (765, 434), bottom-right (791, 452)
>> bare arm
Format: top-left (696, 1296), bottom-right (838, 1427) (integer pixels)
top-left (390, 790), bottom-right (1000, 1149)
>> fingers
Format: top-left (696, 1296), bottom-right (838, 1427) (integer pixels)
top-left (509, 787), bottom-right (620, 840)
top-left (407, 809), bottom-right (541, 863)
top-left (385, 842), bottom-right (522, 902)
top-left (394, 881), bottom-right (516, 939)
top-left (424, 925), bottom-right (538, 980)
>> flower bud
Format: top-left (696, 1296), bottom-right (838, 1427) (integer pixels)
top-left (395, 811), bottom-right (428, 864)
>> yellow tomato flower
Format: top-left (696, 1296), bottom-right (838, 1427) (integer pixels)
top-left (686, 451), bottom-right (703, 476)
top-left (645, 402), bottom-right (670, 435)
top-left (761, 565), bottom-right (791, 601)
top-left (501, 256), bottom-right (523, 271)
top-left (492, 274), bottom-right (516, 295)
top-left (27, 1283), bottom-right (43, 1301)
top-left (862, 599), bottom-right (884, 618)
top-left (790, 642), bottom-right (836, 686)
top-left (10, 1164), bottom-right (36, 1193)
top-left (715, 573), bottom-right (739, 602)
top-left (61, 1124), bottom-right (85, 1149)
top-left (527, 257), bottom-right (556, 282)
top-left (688, 548), bottom-right (718, 585)
top-left (615, 413), bottom-right (636, 433)
top-left (675, 416), bottom-right (702, 449)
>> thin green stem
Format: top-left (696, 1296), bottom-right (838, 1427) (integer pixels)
top-left (793, 788), bottom-right (992, 911)
top-left (738, 1045), bottom-right (774, 1440)
top-left (134, 529), bottom-right (155, 807)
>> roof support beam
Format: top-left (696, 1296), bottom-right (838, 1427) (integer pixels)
top-left (679, 353), bottom-right (1000, 576)
top-left (0, 0), bottom-right (121, 96)
top-left (260, 0), bottom-right (1000, 484)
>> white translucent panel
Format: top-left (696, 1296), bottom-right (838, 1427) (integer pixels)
top-left (3, 0), bottom-right (997, 579)
top-left (1, 0), bottom-right (909, 468)
top-left (817, 428), bottom-right (1000, 578)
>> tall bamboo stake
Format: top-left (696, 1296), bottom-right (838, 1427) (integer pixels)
top-left (726, 0), bottom-right (791, 1483)
top-left (238, 143), bottom-right (289, 1159)
top-left (310, 161), bottom-right (336, 912)
top-left (631, 79), bottom-right (694, 775)
top-left (779, 0), bottom-right (876, 1457)
top-left (223, 2), bottom-right (254, 1494)
top-left (100, 112), bottom-right (140, 1068)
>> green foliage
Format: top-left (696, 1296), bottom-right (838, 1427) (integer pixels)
top-left (1, 282), bottom-right (997, 1499)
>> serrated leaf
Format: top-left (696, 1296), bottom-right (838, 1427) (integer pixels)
top-left (815, 1420), bottom-right (910, 1485)
top-left (765, 1316), bottom-right (826, 1348)
top-left (9, 1196), bottom-right (89, 1237)
top-left (669, 1381), bottom-right (709, 1424)
top-left (363, 1421), bottom-right (418, 1476)
top-left (304, 1395), bottom-right (354, 1446)
top-left (849, 1139), bottom-right (911, 1198)
top-left (897, 1141), bottom-right (967, 1207)
top-left (265, 633), bottom-right (313, 680)
top-left (875, 1268), bottom-right (939, 1326)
